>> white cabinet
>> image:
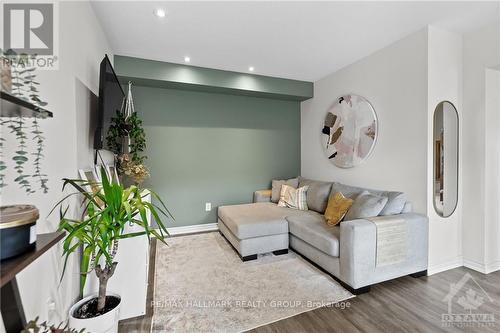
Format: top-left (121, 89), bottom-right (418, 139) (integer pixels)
top-left (84, 191), bottom-right (151, 320)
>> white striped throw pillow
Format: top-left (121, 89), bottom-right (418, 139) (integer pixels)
top-left (277, 184), bottom-right (309, 210)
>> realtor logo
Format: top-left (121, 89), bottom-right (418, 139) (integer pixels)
top-left (442, 272), bottom-right (495, 328)
top-left (2, 2), bottom-right (58, 69)
top-left (3, 3), bottom-right (54, 55)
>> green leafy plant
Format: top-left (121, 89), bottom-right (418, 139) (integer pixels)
top-left (23, 56), bottom-right (48, 107)
top-left (9, 52), bottom-right (28, 98)
top-left (32, 117), bottom-right (49, 193)
top-left (106, 111), bottom-right (147, 164)
top-left (22, 317), bottom-right (85, 333)
top-left (51, 166), bottom-right (171, 313)
top-left (1, 49), bottom-right (48, 193)
top-left (9, 116), bottom-right (34, 193)
top-left (7, 51), bottom-right (46, 105)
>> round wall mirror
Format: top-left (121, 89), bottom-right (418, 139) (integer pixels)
top-left (433, 101), bottom-right (459, 217)
top-left (321, 94), bottom-right (378, 168)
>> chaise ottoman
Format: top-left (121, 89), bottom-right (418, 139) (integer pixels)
top-left (217, 202), bottom-right (290, 261)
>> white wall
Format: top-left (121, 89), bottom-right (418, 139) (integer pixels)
top-left (426, 26), bottom-right (463, 274)
top-left (462, 21), bottom-right (500, 273)
top-left (301, 29), bottom-right (429, 214)
top-left (301, 26), bottom-right (467, 276)
top-left (484, 68), bottom-right (500, 271)
top-left (1, 1), bottom-right (112, 330)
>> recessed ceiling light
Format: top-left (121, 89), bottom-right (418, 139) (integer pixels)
top-left (248, 66), bottom-right (255, 72)
top-left (154, 8), bottom-right (166, 18)
top-left (184, 56), bottom-right (190, 63)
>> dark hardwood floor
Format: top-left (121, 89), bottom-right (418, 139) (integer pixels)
top-left (250, 266), bottom-right (500, 333)
top-left (119, 234), bottom-right (500, 333)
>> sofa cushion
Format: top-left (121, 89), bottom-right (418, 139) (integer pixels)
top-left (331, 182), bottom-right (406, 216)
top-left (271, 178), bottom-right (299, 203)
top-left (379, 191), bottom-right (407, 215)
top-left (345, 191), bottom-right (388, 221)
top-left (298, 177), bottom-right (333, 213)
top-left (286, 211), bottom-right (340, 257)
top-left (218, 203), bottom-right (290, 239)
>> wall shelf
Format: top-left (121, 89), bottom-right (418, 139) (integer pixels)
top-left (0, 231), bottom-right (64, 332)
top-left (0, 91), bottom-right (53, 118)
top-left (0, 231), bottom-right (64, 287)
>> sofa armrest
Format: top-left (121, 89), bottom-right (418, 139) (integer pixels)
top-left (253, 189), bottom-right (272, 203)
top-left (339, 213), bottom-right (428, 289)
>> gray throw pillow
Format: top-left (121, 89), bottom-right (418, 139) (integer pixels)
top-left (345, 191), bottom-right (388, 221)
top-left (298, 177), bottom-right (333, 213)
top-left (331, 182), bottom-right (407, 216)
top-left (401, 201), bottom-right (412, 214)
top-left (271, 178), bottom-right (299, 203)
top-left (379, 191), bottom-right (407, 216)
top-left (330, 182), bottom-right (364, 199)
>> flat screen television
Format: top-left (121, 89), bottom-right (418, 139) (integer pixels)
top-left (94, 55), bottom-right (125, 150)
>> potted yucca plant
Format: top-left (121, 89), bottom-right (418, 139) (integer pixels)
top-left (51, 166), bottom-right (170, 333)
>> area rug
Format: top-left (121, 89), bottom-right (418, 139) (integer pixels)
top-left (151, 232), bottom-right (353, 332)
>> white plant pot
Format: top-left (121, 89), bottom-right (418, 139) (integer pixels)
top-left (69, 293), bottom-right (121, 333)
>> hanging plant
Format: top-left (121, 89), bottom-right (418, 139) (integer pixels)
top-left (5, 52), bottom-right (34, 193)
top-left (106, 111), bottom-right (146, 164)
top-left (9, 53), bottom-right (27, 98)
top-left (24, 55), bottom-right (48, 107)
top-left (32, 117), bottom-right (48, 193)
top-left (9, 117), bottom-right (34, 193)
top-left (125, 112), bottom-right (146, 164)
top-left (0, 49), bottom-right (49, 194)
top-left (105, 82), bottom-right (149, 185)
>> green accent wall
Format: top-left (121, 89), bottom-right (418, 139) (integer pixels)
top-left (115, 55), bottom-right (313, 101)
top-left (135, 86), bottom-right (301, 227)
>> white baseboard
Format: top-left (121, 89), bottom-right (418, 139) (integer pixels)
top-left (485, 260), bottom-right (500, 273)
top-left (429, 257), bottom-right (500, 275)
top-left (428, 257), bottom-right (463, 276)
top-left (463, 259), bottom-right (486, 273)
top-left (167, 223), bottom-right (219, 236)
top-left (464, 258), bottom-right (500, 274)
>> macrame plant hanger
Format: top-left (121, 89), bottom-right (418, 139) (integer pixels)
top-left (120, 81), bottom-right (135, 154)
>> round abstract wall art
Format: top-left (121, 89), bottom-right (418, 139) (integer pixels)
top-left (321, 94), bottom-right (378, 168)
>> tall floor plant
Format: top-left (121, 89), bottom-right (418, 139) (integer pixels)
top-left (51, 166), bottom-right (171, 313)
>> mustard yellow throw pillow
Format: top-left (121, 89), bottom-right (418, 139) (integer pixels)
top-left (324, 192), bottom-right (354, 226)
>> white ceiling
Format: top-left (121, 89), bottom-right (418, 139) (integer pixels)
top-left (91, 1), bottom-right (500, 81)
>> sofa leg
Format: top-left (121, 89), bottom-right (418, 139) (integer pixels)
top-left (410, 270), bottom-right (427, 278)
top-left (272, 249), bottom-right (288, 256)
top-left (347, 285), bottom-right (371, 295)
top-left (329, 275), bottom-right (371, 295)
top-left (241, 254), bottom-right (258, 262)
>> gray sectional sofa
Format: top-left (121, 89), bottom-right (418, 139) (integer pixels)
top-left (217, 177), bottom-right (428, 294)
